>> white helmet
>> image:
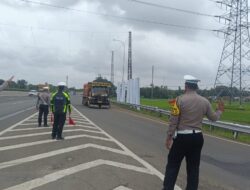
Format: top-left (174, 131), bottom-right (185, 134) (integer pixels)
top-left (57, 82), bottom-right (66, 86)
top-left (43, 86), bottom-right (49, 90)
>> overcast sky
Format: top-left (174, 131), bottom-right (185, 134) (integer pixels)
top-left (0, 0), bottom-right (228, 89)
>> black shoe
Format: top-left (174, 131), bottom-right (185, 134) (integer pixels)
top-left (44, 125), bottom-right (49, 127)
top-left (38, 124), bottom-right (41, 127)
top-left (51, 136), bottom-right (56, 140)
top-left (56, 137), bottom-right (64, 140)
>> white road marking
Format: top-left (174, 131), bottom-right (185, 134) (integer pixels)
top-left (67, 125), bottom-right (98, 130)
top-left (0, 107), bottom-right (35, 121)
top-left (74, 108), bottom-right (183, 190)
top-left (1, 108), bottom-right (182, 190)
top-left (63, 124), bottom-right (95, 128)
top-left (10, 125), bottom-right (99, 131)
top-left (0, 144), bottom-right (128, 170)
top-left (204, 133), bottom-right (250, 147)
top-left (0, 112), bottom-right (37, 136)
top-left (3, 159), bottom-right (153, 190)
top-left (19, 123), bottom-right (38, 126)
top-left (0, 129), bottom-right (80, 140)
top-left (70, 116), bottom-right (87, 119)
top-left (74, 120), bottom-right (94, 124)
top-left (74, 108), bottom-right (165, 179)
top-left (0, 134), bottom-right (113, 151)
top-left (113, 186), bottom-right (133, 190)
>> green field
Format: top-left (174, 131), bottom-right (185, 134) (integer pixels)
top-left (141, 98), bottom-right (250, 125)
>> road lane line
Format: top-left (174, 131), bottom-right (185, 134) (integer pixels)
top-left (0, 144), bottom-right (128, 170)
top-left (73, 107), bottom-right (182, 190)
top-left (0, 107), bottom-right (36, 121)
top-left (3, 159), bottom-right (153, 190)
top-left (204, 133), bottom-right (250, 147)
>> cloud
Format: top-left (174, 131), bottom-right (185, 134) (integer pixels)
top-left (0, 0), bottom-right (227, 89)
top-left (83, 0), bottom-right (217, 38)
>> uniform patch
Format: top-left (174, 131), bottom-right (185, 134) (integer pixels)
top-left (168, 99), bottom-right (180, 116)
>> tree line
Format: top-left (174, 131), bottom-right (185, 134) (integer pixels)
top-left (2, 78), bottom-right (250, 100)
top-left (0, 79), bottom-right (74, 92)
top-left (140, 85), bottom-right (250, 99)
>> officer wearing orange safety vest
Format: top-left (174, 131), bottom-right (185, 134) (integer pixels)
top-left (50, 82), bottom-right (71, 140)
top-left (162, 75), bottom-right (224, 190)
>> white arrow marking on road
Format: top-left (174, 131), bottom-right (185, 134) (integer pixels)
top-left (73, 107), bottom-right (183, 190)
top-left (10, 125), bottom-right (99, 131)
top-left (0, 129), bottom-right (104, 140)
top-left (0, 134), bottom-right (113, 151)
top-left (19, 123), bottom-right (39, 125)
top-left (0, 144), bottom-right (127, 170)
top-left (3, 159), bottom-right (153, 190)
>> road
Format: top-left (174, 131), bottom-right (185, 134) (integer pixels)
top-left (0, 92), bottom-right (249, 190)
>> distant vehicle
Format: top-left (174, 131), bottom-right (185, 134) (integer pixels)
top-left (82, 82), bottom-right (111, 109)
top-left (28, 90), bottom-right (38, 96)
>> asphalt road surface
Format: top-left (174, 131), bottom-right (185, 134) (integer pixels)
top-left (0, 92), bottom-right (249, 190)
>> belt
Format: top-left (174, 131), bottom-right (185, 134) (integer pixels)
top-left (177, 129), bottom-right (202, 134)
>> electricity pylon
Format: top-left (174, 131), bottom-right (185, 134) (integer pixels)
top-left (214, 0), bottom-right (250, 104)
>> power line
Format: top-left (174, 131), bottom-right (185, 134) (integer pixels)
top-left (0, 22), bottom-right (127, 34)
top-left (18, 0), bottom-right (214, 32)
top-left (128, 0), bottom-right (215, 17)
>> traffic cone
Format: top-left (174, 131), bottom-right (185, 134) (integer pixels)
top-left (68, 116), bottom-right (76, 126)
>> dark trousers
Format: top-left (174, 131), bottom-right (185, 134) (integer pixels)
top-left (38, 105), bottom-right (49, 126)
top-left (163, 133), bottom-right (204, 190)
top-left (52, 112), bottom-right (66, 138)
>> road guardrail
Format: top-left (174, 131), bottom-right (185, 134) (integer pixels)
top-left (114, 101), bottom-right (250, 139)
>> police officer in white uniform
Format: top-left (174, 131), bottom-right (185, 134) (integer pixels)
top-left (162, 75), bottom-right (224, 190)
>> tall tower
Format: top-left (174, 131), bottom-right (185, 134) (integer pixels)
top-left (128, 31), bottom-right (132, 80)
top-left (111, 51), bottom-right (114, 84)
top-left (214, 0), bottom-right (250, 104)
top-left (151, 65), bottom-right (154, 99)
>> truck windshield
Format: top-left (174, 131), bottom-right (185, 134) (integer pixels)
top-left (92, 87), bottom-right (108, 95)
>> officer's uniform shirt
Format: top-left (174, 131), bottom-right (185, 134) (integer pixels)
top-left (37, 91), bottom-right (50, 107)
top-left (50, 91), bottom-right (71, 114)
top-left (167, 90), bottom-right (222, 138)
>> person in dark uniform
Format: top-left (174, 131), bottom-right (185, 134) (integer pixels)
top-left (163, 75), bottom-right (224, 190)
top-left (36, 86), bottom-right (50, 127)
top-left (50, 82), bottom-right (71, 140)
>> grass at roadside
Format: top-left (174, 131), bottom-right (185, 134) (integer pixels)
top-left (141, 98), bottom-right (250, 125)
